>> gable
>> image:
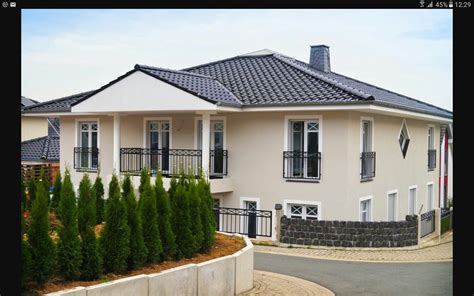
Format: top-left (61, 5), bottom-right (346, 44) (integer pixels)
top-left (71, 71), bottom-right (219, 113)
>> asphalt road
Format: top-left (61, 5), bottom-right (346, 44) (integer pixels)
top-left (255, 253), bottom-right (452, 296)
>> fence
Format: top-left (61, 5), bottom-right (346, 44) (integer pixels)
top-left (214, 207), bottom-right (272, 238)
top-left (283, 151), bottom-right (321, 180)
top-left (420, 210), bottom-right (436, 238)
top-left (21, 163), bottom-right (58, 184)
top-left (440, 207), bottom-right (453, 234)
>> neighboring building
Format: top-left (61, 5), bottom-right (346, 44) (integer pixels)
top-left (22, 46), bottom-right (452, 232)
top-left (22, 96), bottom-right (50, 141)
top-left (439, 123), bottom-right (453, 207)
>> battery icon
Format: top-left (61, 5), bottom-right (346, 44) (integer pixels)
top-left (449, 0), bottom-right (453, 7)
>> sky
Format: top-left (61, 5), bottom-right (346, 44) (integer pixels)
top-left (21, 9), bottom-right (453, 111)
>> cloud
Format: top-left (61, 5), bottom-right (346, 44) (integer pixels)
top-left (21, 9), bottom-right (452, 111)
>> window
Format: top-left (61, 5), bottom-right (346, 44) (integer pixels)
top-left (408, 187), bottom-right (417, 215)
top-left (146, 120), bottom-right (170, 174)
top-left (359, 198), bottom-right (372, 222)
top-left (197, 119), bottom-right (226, 176)
top-left (361, 118), bottom-right (375, 180)
top-left (284, 119), bottom-right (321, 180)
top-left (289, 204), bottom-right (319, 220)
top-left (427, 183), bottom-right (434, 211)
top-left (399, 121), bottom-right (410, 158)
top-left (428, 126), bottom-right (436, 170)
top-left (387, 191), bottom-right (398, 221)
top-left (76, 121), bottom-right (99, 170)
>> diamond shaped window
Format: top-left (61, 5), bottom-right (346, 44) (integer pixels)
top-left (399, 121), bottom-right (410, 158)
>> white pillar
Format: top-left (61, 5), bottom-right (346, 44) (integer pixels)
top-left (201, 112), bottom-right (211, 178)
top-left (439, 133), bottom-right (446, 208)
top-left (113, 113), bottom-right (121, 174)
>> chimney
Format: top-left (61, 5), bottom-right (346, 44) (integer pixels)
top-left (309, 45), bottom-right (331, 72)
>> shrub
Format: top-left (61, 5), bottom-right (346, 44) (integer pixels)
top-left (154, 172), bottom-right (176, 259)
top-left (57, 170), bottom-right (82, 280)
top-left (168, 176), bottom-right (178, 200)
top-left (122, 174), bottom-right (133, 199)
top-left (21, 206), bottom-right (32, 289)
top-left (28, 182), bottom-right (56, 284)
top-left (26, 170), bottom-right (36, 211)
top-left (187, 178), bottom-right (203, 253)
top-left (125, 190), bottom-right (148, 269)
top-left (100, 174), bottom-right (130, 274)
top-left (138, 168), bottom-right (150, 196)
top-left (77, 173), bottom-right (102, 280)
top-left (198, 178), bottom-right (216, 252)
top-left (39, 167), bottom-right (51, 197)
top-left (140, 181), bottom-right (163, 263)
top-left (50, 171), bottom-right (62, 211)
top-left (93, 174), bottom-right (105, 224)
top-left (171, 180), bottom-right (194, 259)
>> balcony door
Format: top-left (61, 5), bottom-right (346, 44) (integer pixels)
top-left (147, 121), bottom-right (170, 174)
top-left (289, 120), bottom-right (319, 178)
top-left (78, 122), bottom-right (98, 170)
top-left (361, 120), bottom-right (374, 179)
top-left (197, 120), bottom-right (225, 176)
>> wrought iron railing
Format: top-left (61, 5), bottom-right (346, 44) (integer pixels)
top-left (74, 147), bottom-right (99, 171)
top-left (210, 149), bottom-right (228, 178)
top-left (213, 207), bottom-right (272, 238)
top-left (120, 148), bottom-right (228, 177)
top-left (420, 210), bottom-right (436, 238)
top-left (361, 151), bottom-right (376, 180)
top-left (428, 149), bottom-right (436, 171)
top-left (283, 151), bottom-right (321, 180)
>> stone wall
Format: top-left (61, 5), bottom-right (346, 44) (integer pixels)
top-left (280, 215), bottom-right (418, 248)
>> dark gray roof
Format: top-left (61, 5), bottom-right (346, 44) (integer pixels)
top-left (21, 96), bottom-right (39, 110)
top-left (136, 65), bottom-right (242, 106)
top-left (21, 136), bottom-right (60, 162)
top-left (22, 90), bottom-right (96, 113)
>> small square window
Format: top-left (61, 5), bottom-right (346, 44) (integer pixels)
top-left (307, 122), bottom-right (319, 131)
top-left (91, 124), bottom-right (98, 131)
top-left (360, 199), bottom-right (371, 222)
top-left (81, 124), bottom-right (89, 131)
top-left (150, 123), bottom-right (159, 131)
top-left (399, 122), bottom-right (410, 158)
top-left (161, 122), bottom-right (170, 131)
top-left (214, 122), bottom-right (224, 131)
top-left (291, 205), bottom-right (302, 215)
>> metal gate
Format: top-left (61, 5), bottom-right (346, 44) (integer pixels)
top-left (420, 210), bottom-right (435, 237)
top-left (214, 207), bottom-right (272, 238)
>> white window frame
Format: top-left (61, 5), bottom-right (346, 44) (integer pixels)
top-left (360, 116), bottom-right (375, 153)
top-left (75, 118), bottom-right (100, 148)
top-left (239, 197), bottom-right (261, 234)
top-left (398, 119), bottom-right (411, 157)
top-left (194, 116), bottom-right (227, 150)
top-left (283, 199), bottom-right (322, 220)
top-left (386, 190), bottom-right (398, 221)
top-left (427, 124), bottom-right (435, 150)
top-left (426, 182), bottom-right (434, 211)
top-left (359, 195), bottom-right (373, 222)
top-left (408, 185), bottom-right (417, 215)
top-left (142, 117), bottom-right (172, 149)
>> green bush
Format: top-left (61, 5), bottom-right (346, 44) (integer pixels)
top-left (138, 168), bottom-right (150, 196)
top-left (100, 174), bottom-right (130, 274)
top-left (172, 179), bottom-right (194, 259)
top-left (77, 173), bottom-right (102, 280)
top-left (26, 170), bottom-right (36, 211)
top-left (39, 167), bottom-right (51, 203)
top-left (155, 172), bottom-right (176, 259)
top-left (57, 170), bottom-right (82, 280)
top-left (28, 182), bottom-right (56, 284)
top-left (198, 178), bottom-right (216, 252)
top-left (187, 178), bottom-right (203, 253)
top-left (50, 171), bottom-right (62, 211)
top-left (140, 181), bottom-right (163, 263)
top-left (123, 175), bottom-right (148, 269)
top-left (21, 206), bottom-right (32, 289)
top-left (93, 174), bottom-right (105, 225)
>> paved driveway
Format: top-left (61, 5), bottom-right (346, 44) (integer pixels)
top-left (255, 253), bottom-right (452, 296)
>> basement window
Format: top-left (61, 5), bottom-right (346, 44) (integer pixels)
top-left (399, 121), bottom-right (410, 158)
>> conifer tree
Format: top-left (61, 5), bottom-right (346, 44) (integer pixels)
top-left (50, 171), bottom-right (62, 211)
top-left (28, 182), bottom-right (55, 284)
top-left (93, 174), bottom-right (105, 224)
top-left (140, 181), bottom-right (163, 263)
top-left (187, 178), bottom-right (203, 253)
top-left (39, 167), bottom-right (51, 205)
top-left (21, 205), bottom-right (32, 289)
top-left (171, 181), bottom-right (194, 259)
top-left (21, 173), bottom-right (27, 210)
top-left (138, 167), bottom-right (150, 196)
top-left (122, 174), bottom-right (133, 199)
top-left (124, 188), bottom-right (148, 269)
top-left (100, 174), bottom-right (130, 274)
top-left (198, 178), bottom-right (216, 252)
top-left (77, 174), bottom-right (102, 280)
top-left (168, 176), bottom-right (178, 200)
top-left (154, 172), bottom-right (176, 258)
top-left (26, 170), bottom-right (36, 210)
top-left (57, 170), bottom-right (82, 280)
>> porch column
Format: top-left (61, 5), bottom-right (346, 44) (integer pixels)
top-left (113, 113), bottom-right (121, 173)
top-left (201, 112), bottom-right (211, 178)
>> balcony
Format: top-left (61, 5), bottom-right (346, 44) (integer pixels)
top-left (74, 147), bottom-right (99, 172)
top-left (283, 151), bottom-right (321, 181)
top-left (119, 148), bottom-right (228, 178)
top-left (361, 151), bottom-right (376, 180)
top-left (428, 149), bottom-right (436, 171)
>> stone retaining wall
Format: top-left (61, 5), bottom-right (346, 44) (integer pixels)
top-left (47, 234), bottom-right (253, 296)
top-left (280, 215), bottom-right (418, 248)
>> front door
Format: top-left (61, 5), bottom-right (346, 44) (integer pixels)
top-left (245, 201), bottom-right (257, 238)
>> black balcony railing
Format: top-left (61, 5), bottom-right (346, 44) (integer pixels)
top-left (74, 147), bottom-right (99, 171)
top-left (283, 151), bottom-right (321, 180)
top-left (361, 151), bottom-right (376, 180)
top-left (210, 149), bottom-right (228, 178)
top-left (120, 148), bottom-right (228, 177)
top-left (428, 149), bottom-right (436, 171)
